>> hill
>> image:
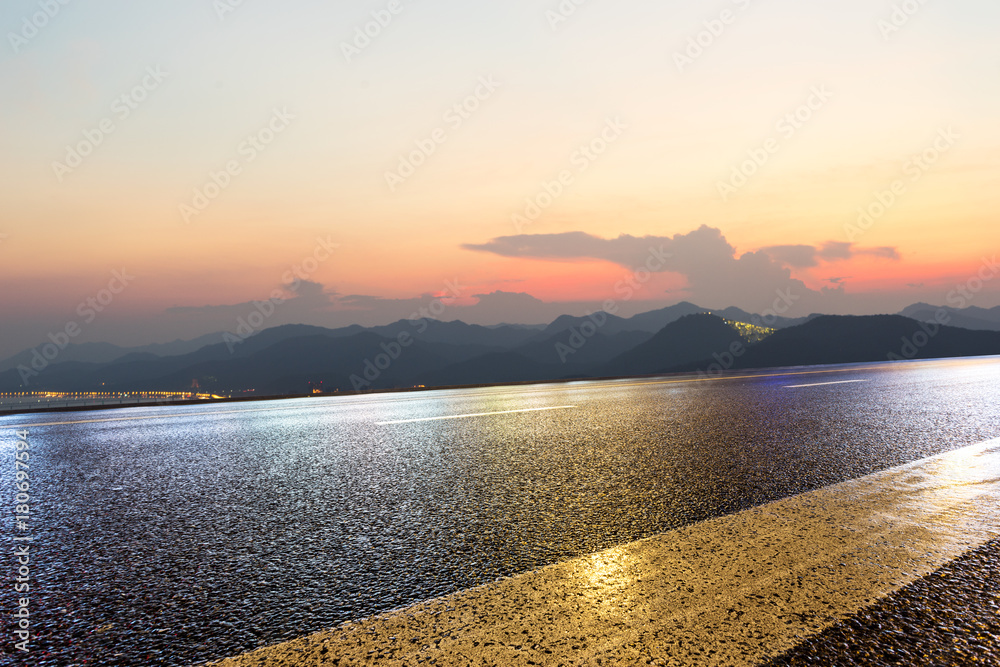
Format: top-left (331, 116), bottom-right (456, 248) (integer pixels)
top-left (600, 314), bottom-right (748, 376)
top-left (6, 308), bottom-right (1000, 397)
top-left (734, 315), bottom-right (1000, 369)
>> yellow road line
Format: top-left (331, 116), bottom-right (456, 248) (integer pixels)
top-left (209, 437), bottom-right (1000, 667)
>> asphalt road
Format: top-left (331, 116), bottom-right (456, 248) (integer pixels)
top-left (211, 435), bottom-right (1000, 666)
top-left (1, 357), bottom-right (999, 666)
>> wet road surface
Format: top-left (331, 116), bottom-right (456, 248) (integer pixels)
top-left (767, 536), bottom-right (1000, 666)
top-left (208, 436), bottom-right (1000, 666)
top-left (1, 357), bottom-right (998, 665)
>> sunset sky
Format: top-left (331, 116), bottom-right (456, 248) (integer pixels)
top-left (1, 0), bottom-right (998, 357)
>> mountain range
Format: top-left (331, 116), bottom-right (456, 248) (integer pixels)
top-left (2, 302), bottom-right (999, 396)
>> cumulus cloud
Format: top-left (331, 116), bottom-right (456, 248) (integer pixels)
top-left (331, 290), bottom-right (602, 326)
top-left (760, 241), bottom-right (900, 267)
top-left (166, 280), bottom-right (334, 317)
top-left (460, 291), bottom-right (558, 324)
top-left (463, 225), bottom-right (900, 314)
top-left (160, 283), bottom-right (566, 333)
top-left (759, 245), bottom-right (820, 268)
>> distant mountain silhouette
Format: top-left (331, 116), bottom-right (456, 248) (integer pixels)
top-left (898, 303), bottom-right (1000, 331)
top-left (615, 301), bottom-right (706, 332)
top-left (599, 313), bottom-right (746, 376)
top-left (418, 352), bottom-right (572, 387)
top-left (0, 332), bottom-right (238, 373)
top-left (4, 306), bottom-right (1000, 397)
top-left (728, 315), bottom-right (1000, 370)
top-left (516, 330), bottom-right (652, 366)
top-left (145, 333), bottom-right (474, 394)
top-left (542, 312), bottom-right (634, 336)
top-left (710, 306), bottom-right (818, 329)
top-left (369, 319), bottom-right (540, 348)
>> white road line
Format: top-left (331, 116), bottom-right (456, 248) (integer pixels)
top-left (213, 437), bottom-right (1000, 667)
top-left (0, 367), bottom-right (892, 430)
top-left (376, 406), bottom-right (577, 425)
top-left (785, 379), bottom-right (869, 388)
top-left (0, 404), bottom-right (312, 429)
top-left (5, 358), bottom-right (974, 429)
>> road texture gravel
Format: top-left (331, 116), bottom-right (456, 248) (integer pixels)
top-left (766, 537), bottom-right (1000, 667)
top-left (205, 437), bottom-right (1000, 667)
top-left (1, 358), bottom-right (998, 665)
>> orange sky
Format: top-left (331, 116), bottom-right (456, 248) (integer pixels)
top-left (1, 0), bottom-right (998, 355)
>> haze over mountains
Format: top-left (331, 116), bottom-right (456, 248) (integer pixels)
top-left (3, 302), bottom-right (1000, 397)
